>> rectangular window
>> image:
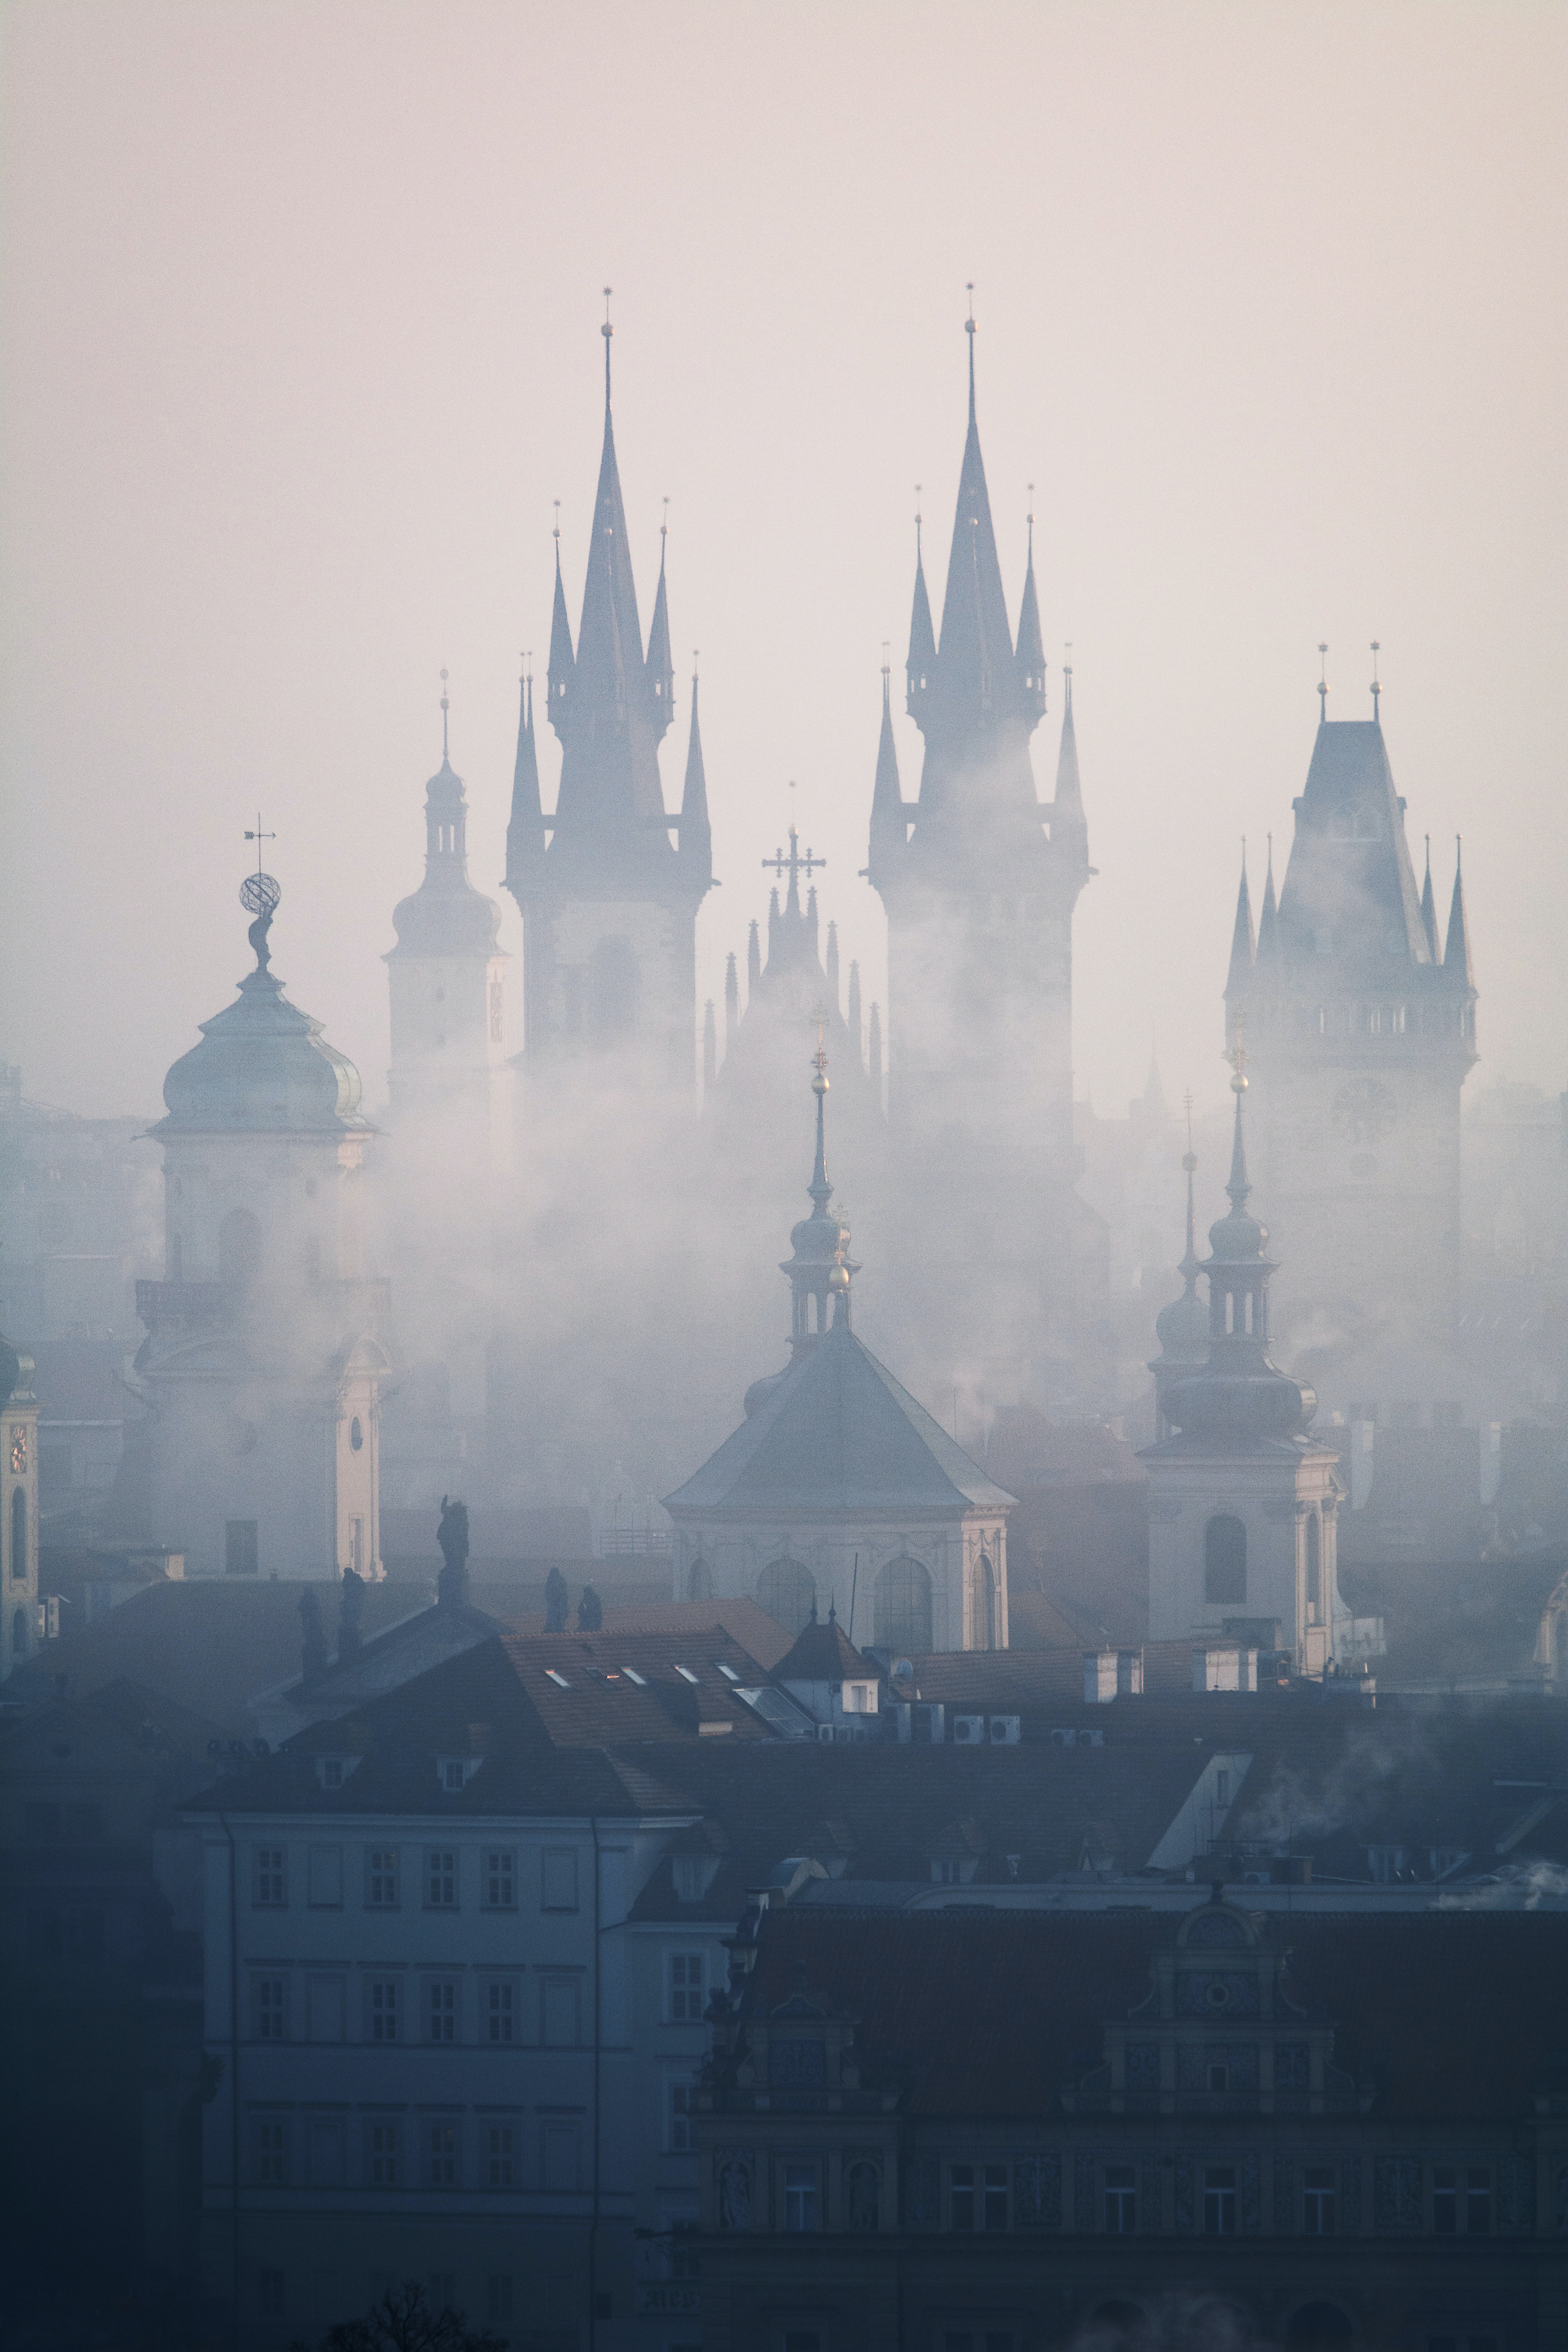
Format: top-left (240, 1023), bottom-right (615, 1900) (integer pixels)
top-left (1432, 2168), bottom-right (1458, 2234)
top-left (368, 2120), bottom-right (399, 2186)
top-left (253, 1847), bottom-right (286, 1908)
top-left (257, 2269), bottom-right (285, 2319)
top-left (542, 1847), bottom-right (579, 1911)
top-left (366, 1848), bottom-right (399, 1908)
top-left (1203, 2165), bottom-right (1237, 2236)
top-left (542, 1977), bottom-right (580, 2047)
top-left (428, 2272), bottom-right (456, 2314)
top-left (1105, 2164), bottom-right (1136, 2233)
top-left (668, 1951), bottom-right (706, 2022)
top-left (668, 2076), bottom-right (697, 2153)
top-left (486, 2126), bottom-right (515, 2189)
top-left (486, 2276), bottom-right (513, 2324)
top-left (486, 1981), bottom-right (515, 2045)
top-left (425, 2123), bottom-right (459, 2189)
top-left (254, 1976), bottom-right (287, 2041)
top-left (426, 1849), bottom-right (457, 1908)
top-left (426, 1980), bottom-right (457, 2043)
top-left (783, 2162), bottom-right (819, 2232)
top-left (1303, 2166), bottom-right (1336, 2235)
top-left (950, 2165), bottom-right (975, 2232)
top-left (368, 1979), bottom-right (399, 2043)
top-left (307, 1846), bottom-right (342, 1908)
top-left (226, 1520), bottom-right (259, 1577)
top-left (483, 1849), bottom-right (515, 1910)
top-left (1464, 2169), bottom-right (1491, 2234)
top-left (983, 2165), bottom-right (1008, 2231)
top-left (253, 2119), bottom-right (289, 2185)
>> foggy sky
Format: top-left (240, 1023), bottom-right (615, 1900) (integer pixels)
top-left (2, 0), bottom-right (1564, 1125)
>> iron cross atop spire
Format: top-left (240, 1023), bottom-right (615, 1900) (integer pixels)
top-left (602, 286), bottom-right (613, 407)
top-left (763, 822), bottom-right (826, 896)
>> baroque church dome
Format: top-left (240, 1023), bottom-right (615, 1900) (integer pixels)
top-left (156, 881), bottom-right (367, 1136)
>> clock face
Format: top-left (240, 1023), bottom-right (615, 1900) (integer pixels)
top-left (9, 1428), bottom-right (25, 1475)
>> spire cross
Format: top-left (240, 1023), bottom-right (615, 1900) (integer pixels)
top-left (965, 283), bottom-right (976, 408)
top-left (601, 286), bottom-right (613, 406)
top-left (1370, 639), bottom-right (1381, 717)
top-left (762, 815), bottom-right (826, 890)
top-left (1064, 637), bottom-right (1073, 681)
top-left (1318, 642), bottom-right (1328, 720)
top-left (553, 500), bottom-right (561, 545)
top-left (243, 813), bottom-right (276, 880)
top-left (439, 665), bottom-right (450, 760)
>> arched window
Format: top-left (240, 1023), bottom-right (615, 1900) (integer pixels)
top-left (687, 1555), bottom-right (714, 1602)
top-left (1305, 1514), bottom-right (1321, 1619)
top-left (1204, 1514), bottom-right (1247, 1604)
top-left (10, 1486), bottom-right (25, 1581)
top-left (349, 1417), bottom-right (364, 1452)
top-left (11, 1606), bottom-right (27, 1661)
top-left (873, 1556), bottom-right (932, 1655)
top-left (757, 1557), bottom-right (815, 1638)
top-left (218, 1206), bottom-right (262, 1289)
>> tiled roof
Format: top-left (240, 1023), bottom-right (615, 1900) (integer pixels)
top-left (731, 1907), bottom-right (1568, 2120)
top-left (664, 1324), bottom-right (1015, 1516)
top-left (773, 1613), bottom-right (875, 1684)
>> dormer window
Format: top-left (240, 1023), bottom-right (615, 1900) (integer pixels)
top-left (437, 1757), bottom-right (479, 1792)
top-left (314, 1755), bottom-right (359, 1791)
top-left (673, 1853), bottom-right (714, 1902)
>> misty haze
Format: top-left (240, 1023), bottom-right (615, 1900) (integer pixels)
top-left (0, 6), bottom-right (1565, 2352)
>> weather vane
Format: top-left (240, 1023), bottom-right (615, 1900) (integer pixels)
top-left (240, 815), bottom-right (281, 972)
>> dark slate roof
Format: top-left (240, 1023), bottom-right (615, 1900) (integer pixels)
top-left (773, 1613), bottom-right (875, 1684)
top-left (664, 1323), bottom-right (1014, 1517)
top-left (732, 1906), bottom-right (1567, 2122)
top-left (1269, 717), bottom-right (1432, 976)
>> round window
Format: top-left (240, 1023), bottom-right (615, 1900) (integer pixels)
top-left (350, 1417), bottom-right (363, 1452)
top-left (1205, 1980), bottom-right (1231, 2010)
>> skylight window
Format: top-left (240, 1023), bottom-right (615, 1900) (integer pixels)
top-left (545, 1669), bottom-right (570, 1689)
top-left (715, 1661), bottom-right (741, 1682)
top-left (621, 1666), bottom-right (647, 1686)
top-left (675, 1666), bottom-right (699, 1685)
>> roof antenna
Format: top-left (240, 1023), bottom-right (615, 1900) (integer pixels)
top-left (601, 285), bottom-right (613, 408)
top-left (1370, 639), bottom-right (1381, 720)
top-left (1317, 642), bottom-right (1328, 723)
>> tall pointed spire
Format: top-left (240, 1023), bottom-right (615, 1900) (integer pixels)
top-left (747, 918), bottom-right (762, 999)
top-left (645, 506), bottom-right (675, 743)
top-left (505, 659), bottom-right (546, 891)
top-left (905, 495), bottom-right (937, 726)
top-left (825, 920), bottom-right (840, 1012)
top-left (546, 524), bottom-right (574, 726)
top-left (1226, 849), bottom-right (1256, 996)
top-left (1051, 655), bottom-right (1089, 867)
top-left (867, 653), bottom-right (907, 881)
top-left (1256, 836), bottom-right (1279, 964)
top-left (702, 999), bottom-right (717, 1094)
top-left (1444, 837), bottom-right (1475, 989)
top-left (867, 1002), bottom-right (883, 1100)
top-left (846, 958), bottom-right (862, 1065)
top-left (1014, 492), bottom-right (1047, 721)
top-left (678, 664), bottom-right (712, 888)
top-left (930, 292), bottom-right (1019, 747)
top-left (1419, 834), bottom-right (1440, 961)
top-left (779, 1030), bottom-right (858, 1359)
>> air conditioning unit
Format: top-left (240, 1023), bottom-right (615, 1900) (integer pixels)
top-left (1050, 1726), bottom-right (1104, 1748)
top-left (989, 1716), bottom-right (1021, 1745)
top-left (951, 1714), bottom-right (985, 1745)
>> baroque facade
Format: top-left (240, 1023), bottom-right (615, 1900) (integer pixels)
top-left (664, 1063), bottom-right (1013, 1653)
top-left (131, 876), bottom-right (391, 1581)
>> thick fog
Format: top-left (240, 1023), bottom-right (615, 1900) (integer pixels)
top-left (1, 0), bottom-right (1564, 1132)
